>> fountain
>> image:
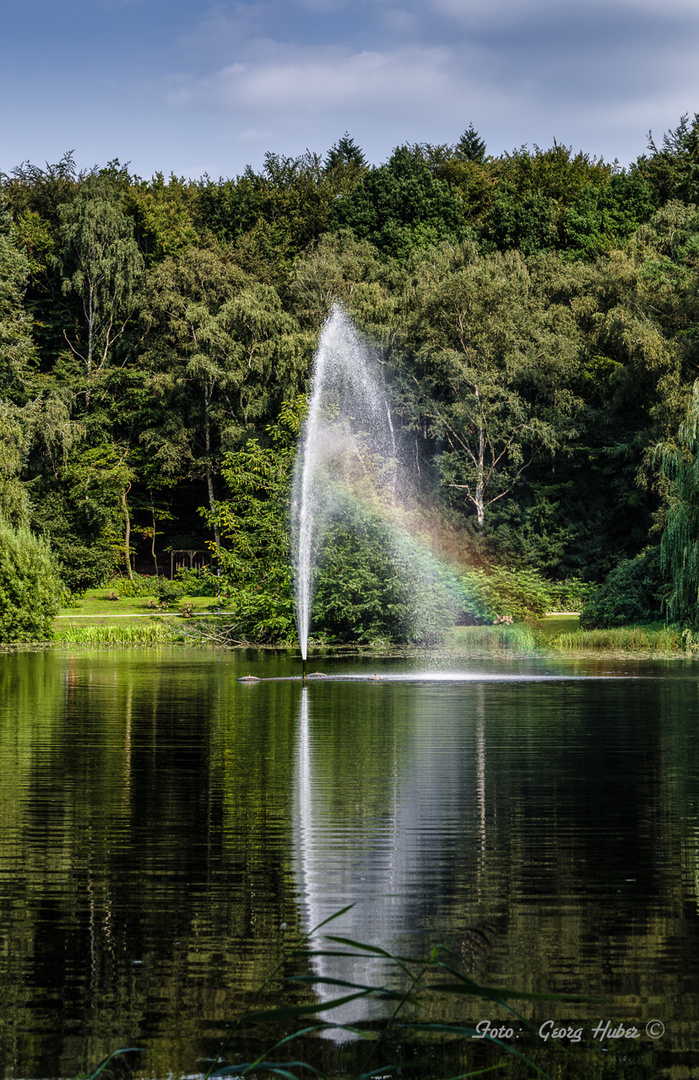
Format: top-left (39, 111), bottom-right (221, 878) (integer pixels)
top-left (291, 304), bottom-right (402, 669)
top-left (243, 304), bottom-right (632, 685)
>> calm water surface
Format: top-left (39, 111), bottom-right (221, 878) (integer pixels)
top-left (1, 647), bottom-right (698, 1078)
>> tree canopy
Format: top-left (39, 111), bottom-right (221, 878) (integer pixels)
top-left (3, 117), bottom-right (699, 636)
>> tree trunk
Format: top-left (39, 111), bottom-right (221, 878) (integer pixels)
top-left (122, 483), bottom-right (134, 579)
top-left (204, 386), bottom-right (221, 553)
top-left (475, 424), bottom-right (486, 528)
top-left (206, 461), bottom-right (221, 552)
top-left (151, 503), bottom-right (159, 576)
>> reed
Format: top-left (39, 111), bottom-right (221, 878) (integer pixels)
top-left (448, 624), bottom-right (539, 655)
top-left (52, 622), bottom-right (183, 645)
top-left (196, 910), bottom-right (594, 1080)
top-left (81, 919), bottom-right (602, 1080)
top-left (549, 625), bottom-right (682, 653)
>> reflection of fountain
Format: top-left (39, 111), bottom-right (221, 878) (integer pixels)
top-left (291, 305), bottom-right (398, 663)
top-left (294, 687), bottom-right (395, 1037)
top-left (292, 683), bottom-right (482, 1039)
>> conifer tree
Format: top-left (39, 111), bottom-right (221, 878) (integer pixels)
top-left (324, 133), bottom-right (367, 172)
top-left (456, 124), bottom-right (487, 163)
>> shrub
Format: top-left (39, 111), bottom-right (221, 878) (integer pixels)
top-left (460, 564), bottom-right (554, 621)
top-left (580, 547), bottom-right (664, 629)
top-left (457, 567), bottom-right (594, 622)
top-left (56, 541), bottom-right (115, 594)
top-left (215, 585), bottom-right (296, 644)
top-left (114, 573), bottom-right (159, 597)
top-left (174, 567), bottom-right (219, 596)
top-left (0, 517), bottom-right (62, 642)
top-left (155, 578), bottom-right (186, 604)
top-left (312, 514), bottom-right (465, 645)
top-left (547, 577), bottom-right (595, 612)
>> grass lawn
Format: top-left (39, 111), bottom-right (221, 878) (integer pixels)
top-left (56, 587), bottom-right (222, 626)
top-left (534, 612), bottom-right (581, 638)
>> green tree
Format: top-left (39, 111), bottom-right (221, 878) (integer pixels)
top-left (330, 145), bottom-right (466, 258)
top-left (141, 248), bottom-right (307, 551)
top-left (49, 441), bottom-right (134, 586)
top-left (637, 113), bottom-right (699, 206)
top-left (482, 142), bottom-right (614, 256)
top-left (127, 172), bottom-right (198, 265)
top-left (290, 229), bottom-right (399, 335)
top-left (396, 244), bottom-right (584, 528)
top-left (0, 516), bottom-right (62, 641)
top-left (456, 124), bottom-right (487, 163)
top-left (0, 195), bottom-right (37, 527)
top-left (324, 133), bottom-right (368, 172)
top-left (195, 151), bottom-right (351, 284)
top-left (206, 399), bottom-right (303, 642)
top-left (57, 174), bottom-right (144, 404)
top-left (0, 403), bottom-right (32, 528)
top-left (0, 192), bottom-right (37, 399)
top-left (561, 172), bottom-right (655, 258)
top-left (580, 547), bottom-right (663, 628)
top-left (1, 153), bottom-right (81, 372)
top-left (657, 381), bottom-right (699, 626)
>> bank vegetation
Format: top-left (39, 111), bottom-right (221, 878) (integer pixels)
top-left (3, 119), bottom-right (699, 643)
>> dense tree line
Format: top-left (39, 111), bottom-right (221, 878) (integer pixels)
top-left (2, 116), bottom-right (699, 634)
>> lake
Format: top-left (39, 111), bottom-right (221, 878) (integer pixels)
top-left (1, 647), bottom-right (698, 1079)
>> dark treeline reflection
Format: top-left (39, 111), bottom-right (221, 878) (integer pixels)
top-left (0, 650), bottom-right (303, 1077)
top-left (0, 651), bottom-right (698, 1077)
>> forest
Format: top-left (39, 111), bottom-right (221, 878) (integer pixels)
top-left (2, 117), bottom-right (699, 643)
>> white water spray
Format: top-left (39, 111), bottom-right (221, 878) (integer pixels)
top-left (291, 306), bottom-right (398, 660)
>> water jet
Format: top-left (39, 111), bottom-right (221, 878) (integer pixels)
top-left (292, 304), bottom-right (393, 667)
top-left (290, 302), bottom-right (495, 671)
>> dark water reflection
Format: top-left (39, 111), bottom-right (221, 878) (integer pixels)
top-left (1, 649), bottom-right (698, 1077)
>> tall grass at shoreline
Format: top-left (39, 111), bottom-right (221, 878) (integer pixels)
top-left (34, 615), bottom-right (699, 655)
top-left (52, 622), bottom-right (184, 645)
top-left (448, 623), bottom-right (539, 654)
top-left (548, 624), bottom-right (683, 653)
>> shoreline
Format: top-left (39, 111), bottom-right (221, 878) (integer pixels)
top-left (3, 631), bottom-right (697, 663)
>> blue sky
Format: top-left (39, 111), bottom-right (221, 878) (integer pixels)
top-left (2, 0), bottom-right (699, 179)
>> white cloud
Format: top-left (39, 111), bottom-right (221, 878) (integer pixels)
top-left (429, 0), bottom-right (699, 25)
top-left (171, 43), bottom-right (461, 116)
top-left (615, 0), bottom-right (699, 11)
top-left (428, 0), bottom-right (559, 27)
top-left (160, 13), bottom-right (699, 170)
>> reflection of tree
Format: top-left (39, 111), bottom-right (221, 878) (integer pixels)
top-left (0, 654), bottom-right (303, 1077)
top-left (1, 657), bottom-right (697, 1075)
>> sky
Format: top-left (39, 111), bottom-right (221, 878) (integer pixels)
top-left (2, 0), bottom-right (699, 180)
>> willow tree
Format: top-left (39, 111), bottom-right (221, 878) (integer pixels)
top-left (658, 382), bottom-right (699, 626)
